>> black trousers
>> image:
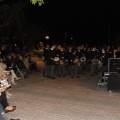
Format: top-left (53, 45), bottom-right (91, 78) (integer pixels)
top-left (0, 92), bottom-right (9, 109)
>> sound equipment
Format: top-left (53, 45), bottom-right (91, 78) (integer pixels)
top-left (108, 58), bottom-right (120, 73)
top-left (107, 73), bottom-right (120, 92)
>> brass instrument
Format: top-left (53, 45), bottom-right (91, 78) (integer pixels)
top-left (74, 58), bottom-right (81, 67)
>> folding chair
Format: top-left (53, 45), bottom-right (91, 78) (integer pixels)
top-left (16, 65), bottom-right (26, 79)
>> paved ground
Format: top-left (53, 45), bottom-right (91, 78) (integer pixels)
top-left (3, 57), bottom-right (120, 120)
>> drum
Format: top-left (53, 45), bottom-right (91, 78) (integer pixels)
top-left (64, 59), bottom-right (68, 65)
top-left (80, 57), bottom-right (86, 62)
top-left (74, 59), bottom-right (81, 67)
top-left (74, 58), bottom-right (79, 64)
top-left (60, 60), bottom-right (65, 65)
top-left (76, 61), bottom-right (81, 67)
top-left (54, 57), bottom-right (60, 64)
top-left (91, 59), bottom-right (97, 64)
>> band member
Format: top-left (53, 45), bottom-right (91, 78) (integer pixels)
top-left (107, 45), bottom-right (114, 58)
top-left (98, 48), bottom-right (109, 82)
top-left (58, 46), bottom-right (66, 77)
top-left (75, 46), bottom-right (81, 78)
top-left (90, 47), bottom-right (99, 76)
top-left (47, 44), bottom-right (56, 79)
top-left (43, 44), bottom-right (50, 77)
top-left (86, 47), bottom-right (91, 71)
top-left (80, 46), bottom-right (86, 74)
top-left (115, 46), bottom-right (120, 58)
top-left (76, 45), bottom-right (86, 74)
top-left (100, 48), bottom-right (108, 72)
top-left (54, 44), bottom-right (61, 76)
top-left (66, 46), bottom-right (75, 78)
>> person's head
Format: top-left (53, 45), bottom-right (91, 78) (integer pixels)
top-left (51, 44), bottom-right (56, 50)
top-left (69, 46), bottom-right (72, 51)
top-left (60, 46), bottom-right (64, 51)
top-left (46, 44), bottom-right (50, 49)
top-left (7, 55), bottom-right (12, 59)
top-left (0, 57), bottom-right (5, 63)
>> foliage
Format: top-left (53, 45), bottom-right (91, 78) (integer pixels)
top-left (30, 0), bottom-right (44, 6)
top-left (33, 49), bottom-right (44, 58)
top-left (0, 2), bottom-right (25, 29)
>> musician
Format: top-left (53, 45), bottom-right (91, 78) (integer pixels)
top-left (47, 44), bottom-right (56, 79)
top-left (66, 46), bottom-right (75, 78)
top-left (85, 47), bottom-right (91, 71)
top-left (75, 46), bottom-right (81, 77)
top-left (90, 47), bottom-right (99, 76)
top-left (43, 44), bottom-right (50, 77)
top-left (77, 46), bottom-right (86, 74)
top-left (100, 48), bottom-right (108, 72)
top-left (58, 46), bottom-right (66, 77)
top-left (106, 46), bottom-right (114, 58)
top-left (54, 45), bottom-right (61, 76)
top-left (115, 46), bottom-right (120, 58)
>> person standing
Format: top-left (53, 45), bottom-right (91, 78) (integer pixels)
top-left (43, 44), bottom-right (50, 77)
top-left (58, 46), bottom-right (66, 77)
top-left (66, 46), bottom-right (75, 78)
top-left (47, 44), bottom-right (56, 79)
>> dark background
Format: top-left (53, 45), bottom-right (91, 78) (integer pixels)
top-left (4, 0), bottom-right (120, 46)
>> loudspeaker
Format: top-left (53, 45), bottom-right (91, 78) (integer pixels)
top-left (108, 58), bottom-right (120, 73)
top-left (107, 74), bottom-right (120, 91)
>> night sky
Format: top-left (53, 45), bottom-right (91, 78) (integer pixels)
top-left (26, 1), bottom-right (120, 46)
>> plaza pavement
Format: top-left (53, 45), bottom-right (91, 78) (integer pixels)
top-left (3, 56), bottom-right (120, 120)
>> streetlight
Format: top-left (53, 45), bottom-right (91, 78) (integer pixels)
top-left (45, 36), bottom-right (49, 40)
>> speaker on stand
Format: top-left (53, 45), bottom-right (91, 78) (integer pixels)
top-left (107, 74), bottom-right (120, 92)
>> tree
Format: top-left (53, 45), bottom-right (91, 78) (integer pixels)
top-left (30, 0), bottom-right (44, 6)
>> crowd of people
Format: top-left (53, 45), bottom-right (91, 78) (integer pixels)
top-left (0, 52), bottom-right (40, 120)
top-left (0, 42), bottom-right (120, 119)
top-left (43, 43), bottom-right (120, 79)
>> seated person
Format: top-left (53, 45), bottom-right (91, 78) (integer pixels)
top-left (23, 54), bottom-right (40, 72)
top-left (17, 54), bottom-right (26, 69)
top-left (0, 90), bottom-right (16, 113)
top-left (4, 55), bottom-right (17, 72)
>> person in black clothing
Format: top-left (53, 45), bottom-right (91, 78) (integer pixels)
top-left (43, 44), bottom-right (50, 77)
top-left (0, 89), bottom-right (16, 114)
top-left (58, 46), bottom-right (66, 77)
top-left (47, 44), bottom-right (56, 79)
top-left (66, 46), bottom-right (75, 78)
top-left (90, 47), bottom-right (99, 76)
top-left (115, 46), bottom-right (120, 58)
top-left (27, 54), bottom-right (40, 72)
